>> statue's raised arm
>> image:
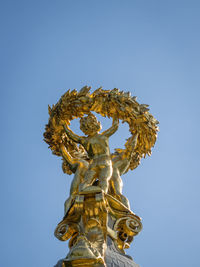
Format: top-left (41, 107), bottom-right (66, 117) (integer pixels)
top-left (63, 123), bottom-right (84, 144)
top-left (101, 117), bottom-right (119, 137)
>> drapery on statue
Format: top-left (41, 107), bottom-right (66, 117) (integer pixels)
top-left (44, 86), bottom-right (159, 267)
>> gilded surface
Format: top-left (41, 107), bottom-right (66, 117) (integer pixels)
top-left (43, 86), bottom-right (158, 266)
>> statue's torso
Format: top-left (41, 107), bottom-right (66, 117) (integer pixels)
top-left (84, 134), bottom-right (110, 159)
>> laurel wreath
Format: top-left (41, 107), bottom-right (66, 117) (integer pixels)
top-left (44, 86), bottom-right (159, 173)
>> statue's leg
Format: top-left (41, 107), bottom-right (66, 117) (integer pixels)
top-left (99, 164), bottom-right (112, 193)
top-left (69, 168), bottom-right (82, 195)
top-left (64, 168), bottom-right (82, 215)
top-left (79, 167), bottom-right (96, 191)
top-left (111, 171), bottom-right (130, 209)
top-left (112, 170), bottom-right (123, 194)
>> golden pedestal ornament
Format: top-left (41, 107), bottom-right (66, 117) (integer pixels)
top-left (44, 86), bottom-right (158, 266)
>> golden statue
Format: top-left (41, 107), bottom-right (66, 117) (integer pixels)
top-left (44, 86), bottom-right (159, 267)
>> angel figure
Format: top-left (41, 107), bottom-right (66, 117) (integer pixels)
top-left (63, 113), bottom-right (119, 194)
top-left (60, 143), bottom-right (89, 215)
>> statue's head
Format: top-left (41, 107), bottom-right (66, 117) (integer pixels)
top-left (80, 113), bottom-right (102, 135)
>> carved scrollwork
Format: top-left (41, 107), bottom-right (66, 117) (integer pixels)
top-left (54, 221), bottom-right (79, 241)
top-left (113, 215), bottom-right (142, 250)
top-left (114, 216), bottom-right (142, 237)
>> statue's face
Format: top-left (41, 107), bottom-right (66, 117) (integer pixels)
top-left (80, 114), bottom-right (102, 135)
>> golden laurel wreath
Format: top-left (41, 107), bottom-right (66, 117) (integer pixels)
top-left (44, 86), bottom-right (159, 173)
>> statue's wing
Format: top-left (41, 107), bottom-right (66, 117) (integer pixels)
top-left (128, 152), bottom-right (141, 171)
top-left (112, 149), bottom-right (141, 173)
top-left (62, 159), bottom-right (73, 175)
top-left (124, 135), bottom-right (141, 171)
top-left (61, 143), bottom-right (89, 175)
top-left (112, 134), bottom-right (141, 174)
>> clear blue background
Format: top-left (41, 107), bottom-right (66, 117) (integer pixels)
top-left (1, 1), bottom-right (200, 266)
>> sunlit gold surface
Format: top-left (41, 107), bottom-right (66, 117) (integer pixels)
top-left (44, 86), bottom-right (158, 266)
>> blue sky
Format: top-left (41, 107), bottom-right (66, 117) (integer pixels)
top-left (1, 1), bottom-right (200, 266)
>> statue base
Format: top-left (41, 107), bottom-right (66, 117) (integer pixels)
top-left (54, 237), bottom-right (140, 267)
top-left (54, 187), bottom-right (142, 267)
top-left (62, 258), bottom-right (105, 267)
